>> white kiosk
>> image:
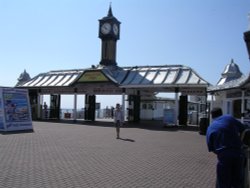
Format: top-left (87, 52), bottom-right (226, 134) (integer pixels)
top-left (0, 87), bottom-right (33, 132)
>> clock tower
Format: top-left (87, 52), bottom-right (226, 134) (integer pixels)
top-left (99, 5), bottom-right (121, 66)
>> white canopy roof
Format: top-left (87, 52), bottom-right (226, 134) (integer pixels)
top-left (16, 65), bottom-right (210, 95)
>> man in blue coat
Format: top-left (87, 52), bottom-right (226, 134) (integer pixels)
top-left (206, 107), bottom-right (247, 188)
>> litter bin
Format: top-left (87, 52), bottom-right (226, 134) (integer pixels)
top-left (64, 113), bottom-right (71, 119)
top-left (199, 117), bottom-right (208, 135)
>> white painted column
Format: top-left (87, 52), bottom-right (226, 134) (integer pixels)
top-left (74, 93), bottom-right (77, 121)
top-left (122, 90), bottom-right (126, 122)
top-left (210, 93), bottom-right (214, 111)
top-left (241, 89), bottom-right (245, 123)
top-left (209, 93), bottom-right (214, 124)
top-left (40, 95), bottom-right (44, 119)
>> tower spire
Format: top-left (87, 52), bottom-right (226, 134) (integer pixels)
top-left (108, 3), bottom-right (113, 17)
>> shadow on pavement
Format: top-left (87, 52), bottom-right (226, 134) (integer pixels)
top-left (118, 138), bottom-right (135, 142)
top-left (0, 129), bottom-right (34, 135)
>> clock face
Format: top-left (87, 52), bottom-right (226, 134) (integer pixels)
top-left (101, 23), bottom-right (111, 34)
top-left (113, 24), bottom-right (118, 35)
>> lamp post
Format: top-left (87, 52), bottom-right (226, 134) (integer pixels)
top-left (243, 13), bottom-right (250, 188)
top-left (244, 30), bottom-right (250, 59)
top-left (244, 14), bottom-right (250, 59)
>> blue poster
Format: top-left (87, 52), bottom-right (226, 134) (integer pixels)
top-left (1, 88), bottom-right (33, 131)
top-left (163, 108), bottom-right (176, 125)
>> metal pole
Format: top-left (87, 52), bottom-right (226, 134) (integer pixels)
top-left (241, 89), bottom-right (245, 123)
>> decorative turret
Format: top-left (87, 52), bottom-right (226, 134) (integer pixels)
top-left (217, 59), bottom-right (243, 85)
top-left (16, 69), bottom-right (31, 86)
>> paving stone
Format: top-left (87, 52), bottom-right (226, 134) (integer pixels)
top-left (0, 121), bottom-right (217, 188)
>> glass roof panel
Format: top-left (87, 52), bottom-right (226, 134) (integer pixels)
top-left (27, 76), bottom-right (44, 86)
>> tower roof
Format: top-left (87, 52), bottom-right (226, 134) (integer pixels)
top-left (108, 4), bottom-right (113, 17)
top-left (217, 59), bottom-right (243, 85)
top-left (100, 5), bottom-right (120, 23)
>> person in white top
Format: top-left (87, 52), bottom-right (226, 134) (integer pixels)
top-left (114, 103), bottom-right (124, 139)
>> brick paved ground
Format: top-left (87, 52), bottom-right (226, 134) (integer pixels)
top-left (0, 121), bottom-right (217, 188)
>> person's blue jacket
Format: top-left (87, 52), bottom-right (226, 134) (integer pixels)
top-left (206, 115), bottom-right (246, 156)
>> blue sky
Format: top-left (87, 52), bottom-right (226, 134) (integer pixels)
top-left (0, 0), bottom-right (250, 108)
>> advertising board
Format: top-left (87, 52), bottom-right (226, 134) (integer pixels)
top-left (0, 88), bottom-right (33, 132)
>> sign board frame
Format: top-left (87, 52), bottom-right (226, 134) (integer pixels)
top-left (163, 108), bottom-right (176, 126)
top-left (0, 88), bottom-right (33, 132)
